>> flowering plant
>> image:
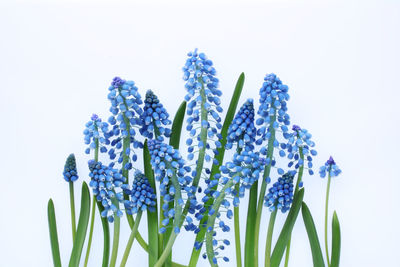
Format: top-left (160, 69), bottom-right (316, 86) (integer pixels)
top-left (48, 49), bottom-right (342, 267)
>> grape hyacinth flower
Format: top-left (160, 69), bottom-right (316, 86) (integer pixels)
top-left (264, 171), bottom-right (296, 213)
top-left (183, 49), bottom-right (223, 173)
top-left (140, 90), bottom-right (171, 139)
top-left (84, 114), bottom-right (110, 155)
top-left (107, 77), bottom-right (143, 169)
top-left (226, 99), bottom-right (257, 151)
top-left (88, 160), bottom-right (126, 222)
top-left (63, 154), bottom-right (79, 182)
top-left (203, 148), bottom-right (266, 266)
top-left (256, 73), bottom-right (290, 145)
top-left (319, 156), bottom-right (342, 178)
top-left (147, 137), bottom-right (193, 233)
top-left (280, 125), bottom-right (317, 176)
top-left (124, 171), bottom-right (157, 214)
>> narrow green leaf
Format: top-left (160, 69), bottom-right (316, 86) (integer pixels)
top-left (270, 188), bottom-right (305, 267)
top-left (169, 101), bottom-right (186, 149)
top-left (301, 202), bottom-right (325, 267)
top-left (47, 199), bottom-right (62, 267)
top-left (331, 211), bottom-right (341, 267)
top-left (144, 140), bottom-right (159, 266)
top-left (69, 182), bottom-right (91, 267)
top-left (96, 201), bottom-right (110, 267)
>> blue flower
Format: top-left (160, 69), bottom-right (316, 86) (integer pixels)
top-left (256, 73), bottom-right (290, 146)
top-left (147, 137), bottom-right (193, 233)
top-left (200, 148), bottom-right (266, 263)
top-left (63, 154), bottom-right (78, 182)
top-left (139, 90), bottom-right (171, 139)
top-left (319, 156), bottom-right (341, 178)
top-left (183, 49), bottom-right (223, 165)
top-left (83, 114), bottom-right (110, 155)
top-left (123, 171), bottom-right (157, 214)
top-left (88, 160), bottom-right (126, 222)
top-left (226, 99), bottom-right (257, 150)
top-left (106, 77), bottom-right (144, 169)
top-left (264, 171), bottom-right (295, 213)
top-left (282, 125), bottom-right (317, 176)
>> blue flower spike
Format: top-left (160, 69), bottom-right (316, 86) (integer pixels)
top-left (282, 124), bottom-right (317, 176)
top-left (226, 99), bottom-right (257, 150)
top-left (107, 77), bottom-right (144, 169)
top-left (264, 171), bottom-right (296, 213)
top-left (319, 156), bottom-right (341, 178)
top-left (183, 49), bottom-right (223, 169)
top-left (147, 137), bottom-right (193, 233)
top-left (124, 171), bottom-right (157, 214)
top-left (88, 160), bottom-right (126, 222)
top-left (140, 90), bottom-right (172, 139)
top-left (203, 148), bottom-right (266, 265)
top-left (83, 114), bottom-right (110, 155)
top-left (63, 154), bottom-right (79, 182)
top-left (256, 73), bottom-right (290, 146)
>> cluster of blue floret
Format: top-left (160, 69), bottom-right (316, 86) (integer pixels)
top-left (140, 90), bottom-right (171, 139)
top-left (63, 154), bottom-right (79, 182)
top-left (88, 160), bottom-right (126, 222)
top-left (123, 171), bottom-right (157, 214)
top-left (183, 49), bottom-right (223, 165)
top-left (319, 156), bottom-right (341, 178)
top-left (264, 171), bottom-right (296, 213)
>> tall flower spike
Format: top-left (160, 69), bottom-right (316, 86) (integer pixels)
top-left (202, 147), bottom-right (266, 265)
top-left (264, 171), bottom-right (296, 213)
top-left (147, 137), bottom-right (193, 233)
top-left (256, 73), bottom-right (290, 146)
top-left (106, 77), bottom-right (144, 168)
top-left (124, 171), bottom-right (157, 214)
top-left (226, 99), bottom-right (257, 150)
top-left (63, 154), bottom-right (79, 182)
top-left (88, 160), bottom-right (126, 222)
top-left (319, 156), bottom-right (341, 178)
top-left (280, 125), bottom-right (317, 176)
top-left (139, 90), bottom-right (171, 139)
top-left (183, 49), bottom-right (223, 167)
top-left (83, 114), bottom-right (110, 155)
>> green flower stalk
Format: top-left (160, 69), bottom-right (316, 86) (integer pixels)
top-left (319, 156), bottom-right (342, 267)
top-left (63, 154), bottom-right (79, 242)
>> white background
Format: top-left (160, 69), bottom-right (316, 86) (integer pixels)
top-left (1, 1), bottom-right (399, 266)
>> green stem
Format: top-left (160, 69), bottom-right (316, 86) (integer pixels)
top-left (84, 196), bottom-right (96, 267)
top-left (284, 147), bottom-right (304, 267)
top-left (109, 199), bottom-right (121, 267)
top-left (265, 209), bottom-right (277, 267)
top-left (206, 179), bottom-right (235, 267)
top-left (324, 174), bottom-right (332, 267)
top-left (234, 183), bottom-right (242, 267)
top-left (69, 181), bottom-right (76, 242)
top-left (120, 211), bottom-right (143, 267)
top-left (84, 139), bottom-right (99, 267)
top-left (253, 114), bottom-right (277, 266)
top-left (154, 169), bottom-right (183, 267)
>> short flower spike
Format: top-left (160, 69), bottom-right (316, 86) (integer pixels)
top-left (63, 154), bottom-right (79, 182)
top-left (319, 156), bottom-right (342, 178)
